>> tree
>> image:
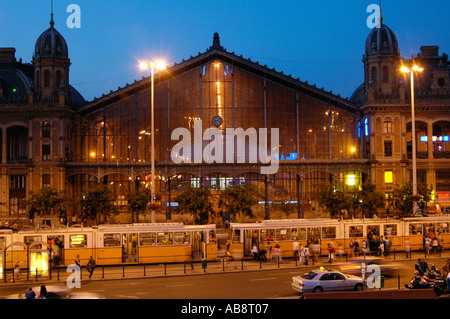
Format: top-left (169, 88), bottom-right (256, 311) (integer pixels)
top-left (26, 187), bottom-right (69, 224)
top-left (223, 183), bottom-right (259, 221)
top-left (314, 183), bottom-right (352, 218)
top-left (126, 188), bottom-right (162, 223)
top-left (359, 182), bottom-right (385, 218)
top-left (79, 186), bottom-right (115, 225)
top-left (176, 183), bottom-right (214, 225)
top-left (390, 182), bottom-right (432, 217)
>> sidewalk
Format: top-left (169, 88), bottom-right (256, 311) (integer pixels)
top-left (2, 250), bottom-right (449, 287)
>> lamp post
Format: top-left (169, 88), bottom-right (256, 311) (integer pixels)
top-left (140, 60), bottom-right (166, 223)
top-left (401, 64), bottom-right (423, 215)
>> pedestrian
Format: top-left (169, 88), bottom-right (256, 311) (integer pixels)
top-left (384, 236), bottom-right (391, 256)
top-left (39, 285), bottom-right (48, 299)
top-left (415, 258), bottom-right (424, 276)
top-left (25, 287), bottom-right (36, 299)
top-left (87, 256), bottom-right (96, 278)
top-left (447, 269), bottom-right (450, 293)
top-left (293, 241), bottom-right (299, 259)
top-left (251, 244), bottom-right (258, 259)
top-left (327, 243), bottom-right (335, 264)
top-left (405, 240), bottom-right (411, 258)
top-left (379, 240), bottom-right (384, 257)
top-left (304, 245), bottom-right (310, 265)
top-left (75, 254), bottom-right (81, 268)
top-left (298, 245), bottom-right (305, 265)
top-left (14, 262), bottom-right (21, 279)
top-left (349, 240), bottom-right (355, 258)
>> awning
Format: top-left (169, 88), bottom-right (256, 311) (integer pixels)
top-left (437, 200), bottom-right (450, 207)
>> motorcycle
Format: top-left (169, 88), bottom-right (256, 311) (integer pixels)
top-left (431, 279), bottom-right (446, 296)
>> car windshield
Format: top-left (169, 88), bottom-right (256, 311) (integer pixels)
top-left (301, 271), bottom-right (318, 280)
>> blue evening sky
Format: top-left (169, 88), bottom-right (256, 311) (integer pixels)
top-left (1, 0), bottom-right (449, 102)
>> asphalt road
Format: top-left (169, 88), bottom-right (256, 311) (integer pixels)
top-left (1, 257), bottom-right (441, 299)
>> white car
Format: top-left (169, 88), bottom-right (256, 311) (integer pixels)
top-left (291, 268), bottom-right (365, 293)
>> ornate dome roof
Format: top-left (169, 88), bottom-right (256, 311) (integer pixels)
top-left (365, 24), bottom-right (399, 57)
top-left (34, 15), bottom-right (69, 60)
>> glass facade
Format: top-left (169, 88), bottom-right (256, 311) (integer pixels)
top-left (71, 58), bottom-right (364, 218)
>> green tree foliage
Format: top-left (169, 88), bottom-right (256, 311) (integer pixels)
top-left (26, 187), bottom-right (69, 222)
top-left (176, 183), bottom-right (214, 225)
top-left (223, 183), bottom-right (258, 221)
top-left (314, 183), bottom-right (351, 218)
top-left (390, 182), bottom-right (432, 216)
top-left (79, 186), bottom-right (115, 224)
top-left (359, 182), bottom-right (385, 218)
top-left (126, 188), bottom-right (162, 223)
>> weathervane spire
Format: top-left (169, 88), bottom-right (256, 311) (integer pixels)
top-left (50, 0), bottom-right (55, 27)
top-left (379, 0), bottom-right (383, 25)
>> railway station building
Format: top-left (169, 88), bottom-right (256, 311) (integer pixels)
top-left (0, 15), bottom-right (449, 227)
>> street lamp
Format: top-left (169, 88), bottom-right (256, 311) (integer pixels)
top-left (140, 60), bottom-right (167, 223)
top-left (401, 64), bottom-right (424, 215)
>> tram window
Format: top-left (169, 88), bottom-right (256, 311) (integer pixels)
top-left (208, 230), bottom-right (216, 243)
top-left (174, 232), bottom-right (190, 245)
top-left (69, 234), bottom-right (87, 248)
top-left (383, 224), bottom-right (397, 236)
top-left (437, 223), bottom-right (449, 234)
top-left (24, 235), bottom-right (42, 245)
top-left (104, 233), bottom-right (121, 247)
top-left (349, 226), bottom-right (363, 238)
top-left (307, 227), bottom-right (321, 244)
top-left (157, 232), bottom-right (173, 245)
top-left (47, 235), bottom-right (64, 249)
top-left (322, 227), bottom-right (336, 239)
top-left (0, 236), bottom-right (5, 246)
top-left (139, 233), bottom-right (156, 246)
top-left (292, 228), bottom-right (306, 240)
top-left (275, 228), bottom-right (290, 241)
top-left (409, 223), bottom-right (423, 235)
top-left (231, 229), bottom-right (240, 243)
top-left (261, 229), bottom-right (275, 241)
top-left (424, 223), bottom-right (436, 237)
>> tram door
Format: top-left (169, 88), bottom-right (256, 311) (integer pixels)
top-left (243, 230), bottom-right (257, 257)
top-left (122, 233), bottom-right (137, 262)
top-left (192, 231), bottom-right (205, 260)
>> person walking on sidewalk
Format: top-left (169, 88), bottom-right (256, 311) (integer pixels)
top-left (87, 256), bottom-right (96, 278)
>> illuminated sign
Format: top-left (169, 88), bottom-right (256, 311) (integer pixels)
top-left (437, 193), bottom-right (450, 199)
top-left (30, 251), bottom-right (49, 277)
top-left (421, 136), bottom-right (450, 142)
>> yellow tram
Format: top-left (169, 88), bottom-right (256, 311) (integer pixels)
top-left (0, 223), bottom-right (217, 271)
top-left (228, 216), bottom-right (450, 258)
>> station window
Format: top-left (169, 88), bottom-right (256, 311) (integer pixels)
top-left (103, 233), bottom-right (121, 247)
top-left (231, 229), bottom-right (240, 243)
top-left (70, 234), bottom-right (87, 248)
top-left (385, 171), bottom-right (393, 184)
top-left (139, 233), bottom-right (156, 246)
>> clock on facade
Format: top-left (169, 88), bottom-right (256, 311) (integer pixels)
top-left (212, 115), bottom-right (223, 127)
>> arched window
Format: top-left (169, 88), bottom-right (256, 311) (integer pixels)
top-left (371, 66), bottom-right (377, 83)
top-left (364, 118), bottom-right (369, 136)
top-left (382, 66), bottom-right (389, 83)
top-left (56, 71), bottom-right (62, 87)
top-left (42, 121), bottom-right (51, 138)
top-left (384, 117), bottom-right (392, 133)
top-left (44, 70), bottom-right (51, 88)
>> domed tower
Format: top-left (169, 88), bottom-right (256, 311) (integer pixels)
top-left (32, 13), bottom-right (71, 103)
top-left (363, 22), bottom-right (401, 97)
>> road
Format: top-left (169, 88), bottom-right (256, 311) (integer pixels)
top-left (0, 257), bottom-right (440, 299)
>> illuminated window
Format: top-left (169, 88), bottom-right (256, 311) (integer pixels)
top-left (384, 118), bottom-right (392, 133)
top-left (384, 171), bottom-right (393, 184)
top-left (364, 118), bottom-right (369, 136)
